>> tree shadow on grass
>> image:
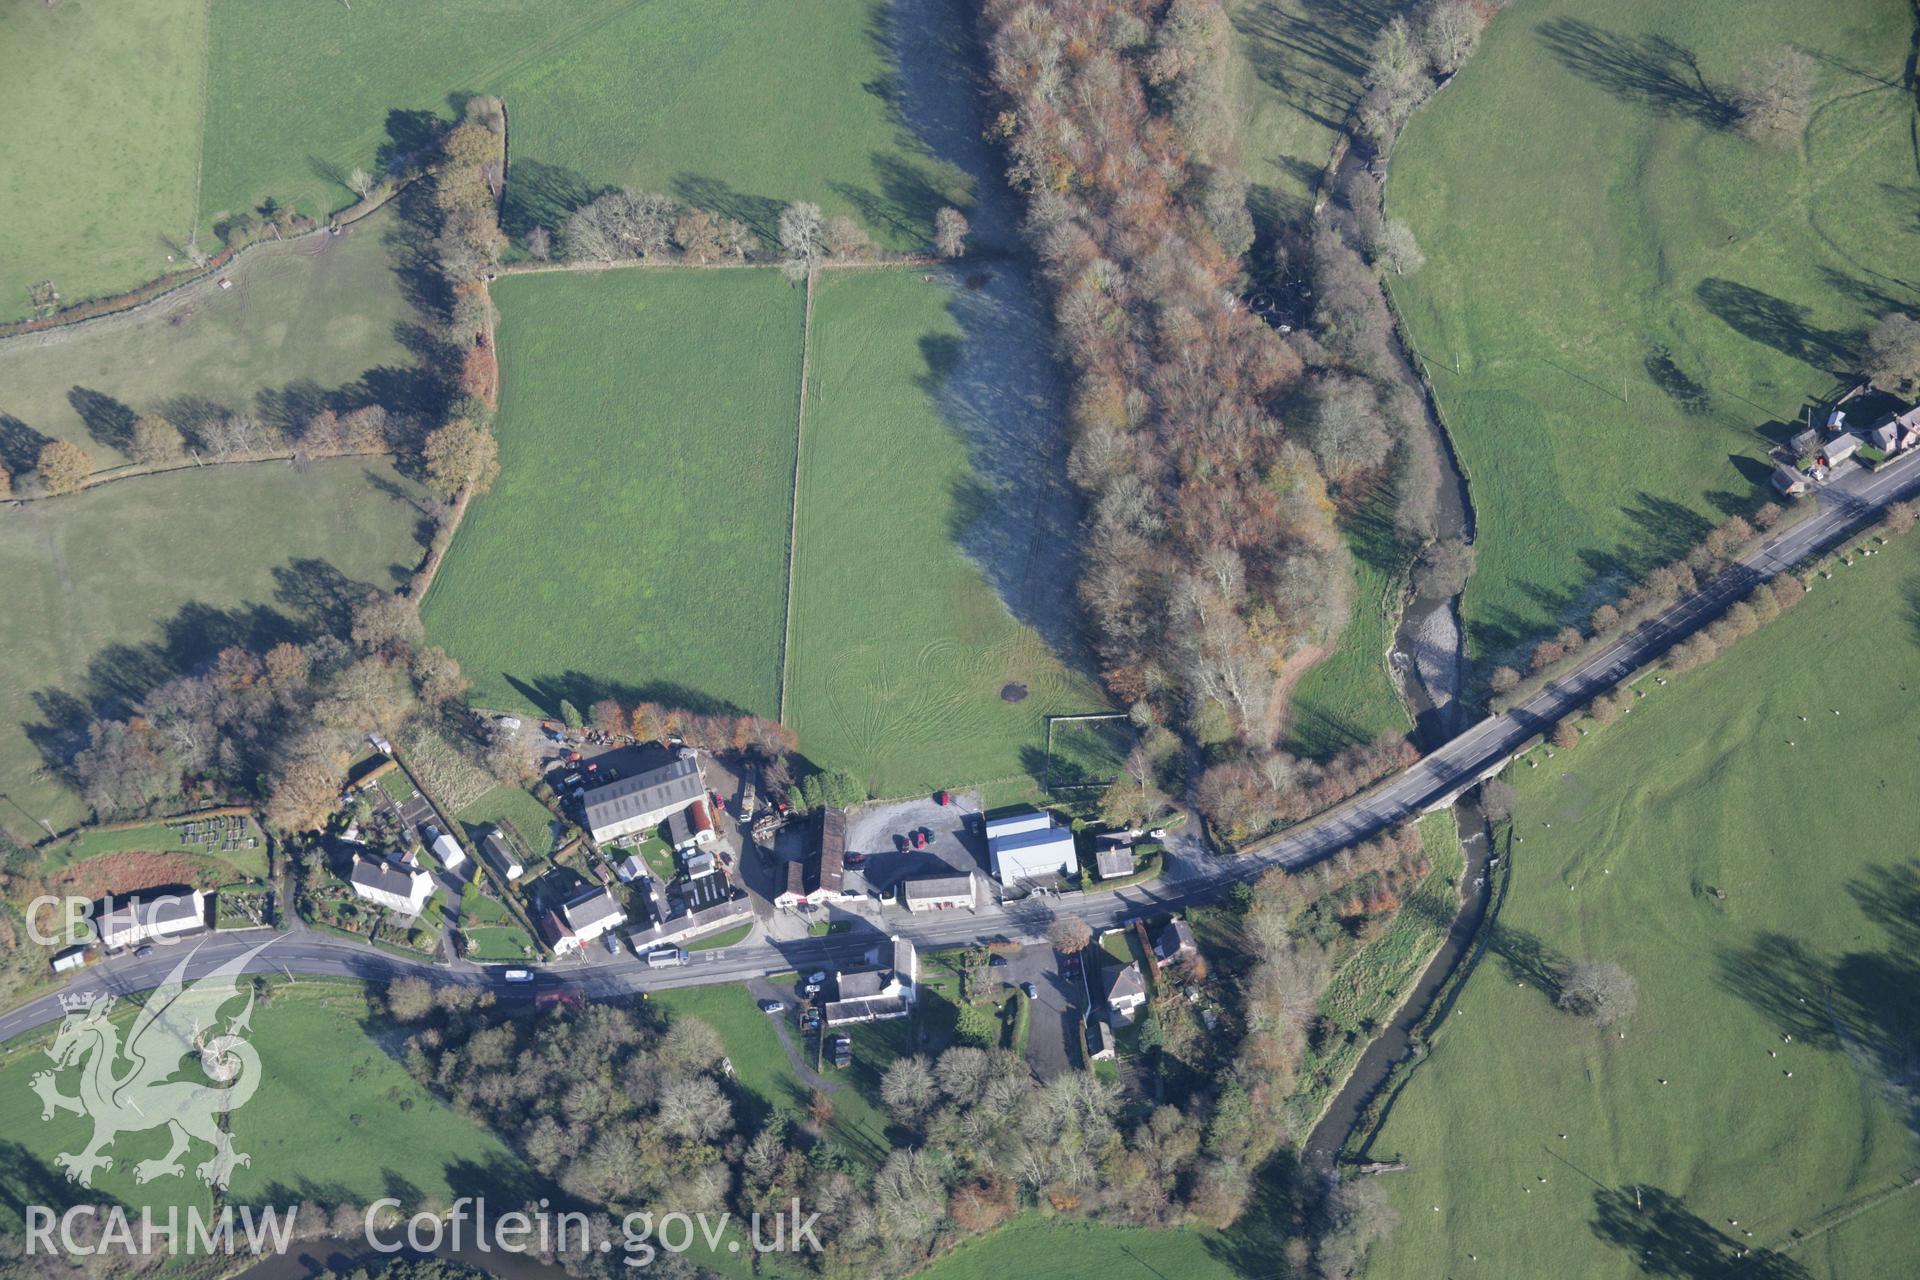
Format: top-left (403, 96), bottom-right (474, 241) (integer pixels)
top-left (67, 388), bottom-right (138, 454)
top-left (501, 157), bottom-right (610, 245)
top-left (1717, 863), bottom-right (1920, 1136)
top-left (502, 672), bottom-right (745, 722)
top-left (21, 562), bottom-right (379, 787)
top-left (1695, 279), bottom-right (1859, 373)
top-left (670, 174), bottom-right (785, 250)
top-left (1489, 922), bottom-right (1569, 1005)
top-left (1536, 19), bottom-right (1737, 128)
top-left (1591, 1183), bottom-right (1810, 1278)
top-left (918, 269), bottom-right (1092, 675)
top-left (0, 413), bottom-right (52, 475)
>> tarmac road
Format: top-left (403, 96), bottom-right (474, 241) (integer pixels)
top-left (7, 449), bottom-right (1916, 1046)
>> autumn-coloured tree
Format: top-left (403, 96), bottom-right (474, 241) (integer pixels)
top-left (422, 419), bottom-right (500, 496)
top-left (130, 414), bottom-right (185, 465)
top-left (673, 210), bottom-right (723, 263)
top-left (590, 699), bottom-right (628, 737)
top-left (37, 440), bottom-right (92, 495)
top-left (268, 755), bottom-right (347, 833)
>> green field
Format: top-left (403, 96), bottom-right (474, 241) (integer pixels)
top-left (0, 0), bottom-right (207, 325)
top-left (198, 0), bottom-right (967, 253)
top-left (422, 269), bottom-right (804, 718)
top-left (786, 270), bottom-right (1108, 796)
top-left (0, 460), bottom-right (431, 837)
top-left (1358, 536), bottom-right (1920, 1278)
top-left (0, 205), bottom-right (417, 467)
top-left (921, 1216), bottom-right (1245, 1280)
top-left (1225, 0), bottom-right (1404, 228)
top-left (1386, 0), bottom-right (1920, 666)
top-left (0, 981), bottom-right (531, 1229)
top-left (1285, 501), bottom-right (1412, 760)
top-left (4, 0), bottom-right (967, 322)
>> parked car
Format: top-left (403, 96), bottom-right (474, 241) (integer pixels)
top-left (988, 954), bottom-right (1008, 968)
top-left (803, 982), bottom-right (822, 997)
top-left (133, 946), bottom-right (154, 959)
top-left (1147, 828), bottom-right (1168, 840)
top-left (807, 971), bottom-right (828, 984)
top-left (645, 947), bottom-right (689, 968)
top-left (502, 968), bottom-right (535, 983)
top-left (1020, 981), bottom-right (1038, 999)
top-left (759, 999), bottom-right (786, 1014)
top-left (602, 933), bottom-right (622, 955)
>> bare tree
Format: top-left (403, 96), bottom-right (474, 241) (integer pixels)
top-left (880, 1053), bottom-right (938, 1123)
top-left (1416, 0), bottom-right (1483, 75)
top-left (1047, 915), bottom-right (1093, 954)
top-left (563, 190), bottom-right (679, 261)
top-left (525, 225), bottom-right (552, 260)
top-left (1556, 961), bottom-right (1638, 1028)
top-left (1303, 375), bottom-right (1391, 480)
top-left (348, 166), bottom-right (375, 200)
top-left (1371, 219), bottom-right (1425, 276)
top-left (934, 206), bottom-right (969, 258)
top-left (1862, 312), bottom-right (1920, 395)
top-left (1733, 46), bottom-right (1818, 147)
top-left (778, 201), bottom-right (825, 269)
top-left (822, 214), bottom-right (871, 259)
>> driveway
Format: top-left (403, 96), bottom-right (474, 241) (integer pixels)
top-left (998, 942), bottom-right (1082, 1079)
top-left (841, 791), bottom-right (987, 897)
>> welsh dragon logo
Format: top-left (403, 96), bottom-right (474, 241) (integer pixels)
top-left (32, 941), bottom-right (274, 1188)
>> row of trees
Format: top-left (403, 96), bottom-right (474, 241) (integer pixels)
top-left (55, 592), bottom-right (489, 839)
top-left (1489, 505), bottom-right (1787, 699)
top-left (1195, 732), bottom-right (1421, 844)
top-left (540, 191), bottom-right (969, 275)
top-left (983, 0), bottom-right (1356, 767)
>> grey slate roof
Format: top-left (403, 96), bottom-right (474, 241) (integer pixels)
top-left (562, 886), bottom-right (625, 932)
top-left (350, 856), bottom-right (425, 901)
top-left (582, 756), bottom-right (703, 834)
top-left (1106, 962), bottom-right (1147, 1005)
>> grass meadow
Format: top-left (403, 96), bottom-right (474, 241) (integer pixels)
top-left (785, 270), bottom-right (1109, 797)
top-left (0, 981), bottom-right (532, 1231)
top-left (1224, 0), bottom-right (1404, 229)
top-left (0, 461), bottom-right (431, 839)
top-left (0, 206), bottom-right (416, 468)
top-left (1386, 0), bottom-right (1920, 667)
top-left (0, 0), bottom-right (207, 324)
top-left (1284, 496), bottom-right (1411, 760)
top-left (199, 0), bottom-right (968, 252)
top-left (421, 269), bottom-right (804, 719)
top-left (1357, 534), bottom-right (1920, 1278)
